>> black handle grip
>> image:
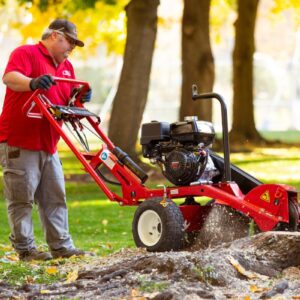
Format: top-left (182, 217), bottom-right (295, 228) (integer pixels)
top-left (113, 147), bottom-right (148, 183)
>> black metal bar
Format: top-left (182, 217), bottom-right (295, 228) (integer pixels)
top-left (113, 147), bottom-right (148, 183)
top-left (191, 85), bottom-right (231, 182)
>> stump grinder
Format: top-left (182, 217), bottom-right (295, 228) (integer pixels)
top-left (23, 77), bottom-right (300, 251)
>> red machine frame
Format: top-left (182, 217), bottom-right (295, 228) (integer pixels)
top-left (23, 77), bottom-right (299, 233)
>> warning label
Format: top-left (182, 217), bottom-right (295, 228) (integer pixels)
top-left (260, 190), bottom-right (270, 203)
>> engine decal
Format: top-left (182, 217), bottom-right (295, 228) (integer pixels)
top-left (171, 161), bottom-right (180, 170)
top-left (100, 150), bottom-right (115, 170)
top-left (260, 190), bottom-right (270, 203)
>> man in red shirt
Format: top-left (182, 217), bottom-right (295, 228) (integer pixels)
top-left (0, 19), bottom-right (93, 261)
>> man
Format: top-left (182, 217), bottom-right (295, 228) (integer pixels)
top-left (0, 19), bottom-right (93, 261)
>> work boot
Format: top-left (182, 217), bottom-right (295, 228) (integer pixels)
top-left (51, 248), bottom-right (95, 259)
top-left (19, 249), bottom-right (53, 261)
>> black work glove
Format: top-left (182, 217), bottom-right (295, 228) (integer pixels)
top-left (70, 87), bottom-right (92, 103)
top-left (81, 88), bottom-right (92, 103)
top-left (29, 74), bottom-right (56, 91)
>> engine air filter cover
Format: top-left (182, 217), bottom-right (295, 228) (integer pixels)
top-left (170, 118), bottom-right (215, 146)
top-left (140, 121), bottom-right (170, 145)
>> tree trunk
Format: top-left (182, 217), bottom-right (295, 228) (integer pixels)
top-left (231, 0), bottom-right (262, 143)
top-left (180, 0), bottom-right (214, 122)
top-left (108, 0), bottom-right (159, 159)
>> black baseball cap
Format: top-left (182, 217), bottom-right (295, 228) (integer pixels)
top-left (48, 19), bottom-right (84, 47)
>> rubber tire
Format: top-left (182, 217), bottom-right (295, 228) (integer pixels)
top-left (132, 198), bottom-right (185, 252)
top-left (277, 201), bottom-right (299, 231)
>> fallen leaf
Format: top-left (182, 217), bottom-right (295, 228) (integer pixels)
top-left (64, 268), bottom-right (79, 283)
top-left (45, 266), bottom-right (58, 275)
top-left (244, 296), bottom-right (251, 300)
top-left (40, 290), bottom-right (51, 294)
top-left (250, 284), bottom-right (264, 293)
top-left (0, 245), bottom-right (13, 251)
top-left (25, 276), bottom-right (35, 284)
top-left (227, 256), bottom-right (268, 280)
top-left (292, 297), bottom-right (300, 300)
top-left (5, 255), bottom-right (19, 261)
top-left (102, 219), bottom-right (108, 226)
top-left (130, 288), bottom-right (140, 297)
top-left (129, 288), bottom-right (147, 300)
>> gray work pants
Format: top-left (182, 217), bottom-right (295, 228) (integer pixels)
top-left (0, 143), bottom-right (74, 252)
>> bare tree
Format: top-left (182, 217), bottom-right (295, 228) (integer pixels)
top-left (180, 0), bottom-right (214, 122)
top-left (108, 0), bottom-right (159, 159)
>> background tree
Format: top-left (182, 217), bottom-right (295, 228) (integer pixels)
top-left (180, 0), bottom-right (214, 122)
top-left (230, 0), bottom-right (262, 143)
top-left (108, 0), bottom-right (159, 160)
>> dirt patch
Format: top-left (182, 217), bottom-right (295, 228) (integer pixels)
top-left (1, 232), bottom-right (300, 299)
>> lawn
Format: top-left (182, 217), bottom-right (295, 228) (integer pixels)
top-left (1, 138), bottom-right (300, 285)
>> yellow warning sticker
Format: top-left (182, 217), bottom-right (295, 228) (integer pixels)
top-left (260, 190), bottom-right (270, 202)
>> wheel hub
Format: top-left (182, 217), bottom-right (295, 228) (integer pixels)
top-left (137, 210), bottom-right (162, 246)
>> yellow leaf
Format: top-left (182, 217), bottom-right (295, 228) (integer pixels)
top-left (130, 288), bottom-right (147, 300)
top-left (45, 266), bottom-right (58, 275)
top-left (5, 255), bottom-right (19, 261)
top-left (130, 288), bottom-right (140, 297)
top-left (40, 290), bottom-right (51, 294)
top-left (102, 219), bottom-right (108, 226)
top-left (0, 244), bottom-right (13, 251)
top-left (65, 268), bottom-right (79, 284)
top-left (244, 296), bottom-right (251, 300)
top-left (250, 284), bottom-right (263, 293)
top-left (227, 256), bottom-right (268, 280)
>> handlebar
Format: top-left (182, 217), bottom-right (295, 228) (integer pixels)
top-left (52, 76), bottom-right (90, 86)
top-left (22, 77), bottom-right (91, 114)
top-left (192, 85), bottom-right (231, 182)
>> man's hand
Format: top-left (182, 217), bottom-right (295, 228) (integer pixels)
top-left (81, 89), bottom-right (92, 103)
top-left (30, 74), bottom-right (56, 91)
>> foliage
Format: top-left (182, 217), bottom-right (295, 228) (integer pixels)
top-left (210, 0), bottom-right (236, 44)
top-left (0, 0), bottom-right (130, 56)
top-left (271, 0), bottom-right (300, 25)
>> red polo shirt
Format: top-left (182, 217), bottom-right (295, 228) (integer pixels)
top-left (0, 42), bottom-right (76, 154)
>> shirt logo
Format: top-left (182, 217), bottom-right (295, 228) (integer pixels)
top-left (62, 70), bottom-right (71, 76)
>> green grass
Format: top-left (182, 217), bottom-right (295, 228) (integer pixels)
top-left (2, 139), bottom-right (300, 285)
top-left (0, 182), bottom-right (136, 257)
top-left (261, 130), bottom-right (300, 143)
top-left (0, 261), bottom-right (65, 285)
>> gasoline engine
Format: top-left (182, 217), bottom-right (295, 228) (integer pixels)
top-left (140, 116), bottom-right (217, 186)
